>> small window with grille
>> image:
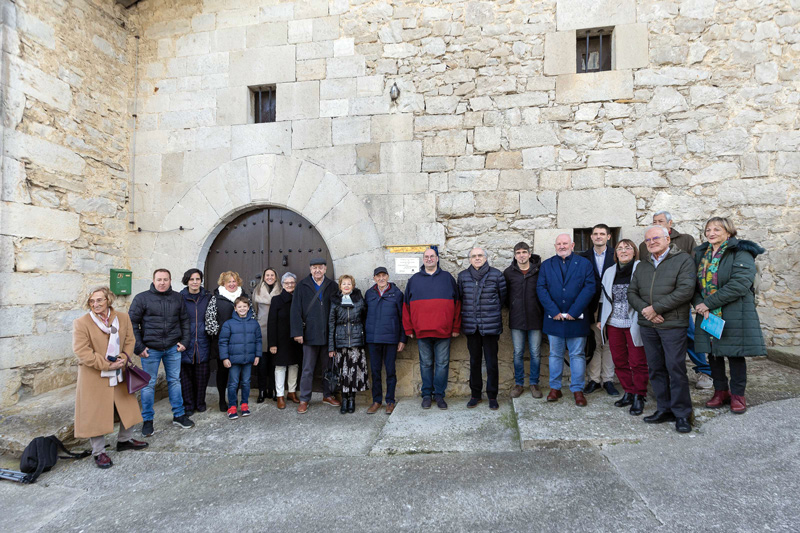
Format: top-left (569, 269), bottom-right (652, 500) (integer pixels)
top-left (250, 85), bottom-right (276, 123)
top-left (573, 227), bottom-right (620, 253)
top-left (576, 28), bottom-right (613, 74)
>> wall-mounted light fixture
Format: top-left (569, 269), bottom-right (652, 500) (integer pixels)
top-left (390, 82), bottom-right (400, 101)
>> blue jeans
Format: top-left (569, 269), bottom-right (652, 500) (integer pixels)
top-left (687, 319), bottom-right (711, 375)
top-left (511, 329), bottom-right (542, 386)
top-left (417, 337), bottom-right (451, 398)
top-left (547, 335), bottom-right (586, 393)
top-left (141, 345), bottom-right (185, 421)
top-left (227, 363), bottom-right (252, 408)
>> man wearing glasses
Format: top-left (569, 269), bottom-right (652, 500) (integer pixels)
top-left (628, 226), bottom-right (696, 433)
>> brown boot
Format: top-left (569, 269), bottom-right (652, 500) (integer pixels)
top-left (510, 385), bottom-right (524, 398)
top-left (288, 392), bottom-right (300, 404)
top-left (277, 396), bottom-right (286, 409)
top-left (730, 394), bottom-right (747, 414)
top-left (530, 385), bottom-right (543, 399)
top-left (705, 390), bottom-right (731, 408)
top-left (297, 401), bottom-right (309, 414)
top-left (547, 389), bottom-right (562, 402)
top-left (574, 391), bottom-right (587, 407)
top-left (366, 402), bottom-right (382, 414)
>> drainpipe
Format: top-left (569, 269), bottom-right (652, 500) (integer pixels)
top-left (128, 34), bottom-right (140, 229)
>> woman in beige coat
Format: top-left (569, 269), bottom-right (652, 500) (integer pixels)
top-left (73, 287), bottom-right (149, 469)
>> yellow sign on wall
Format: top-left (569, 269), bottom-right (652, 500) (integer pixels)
top-left (387, 245), bottom-right (429, 253)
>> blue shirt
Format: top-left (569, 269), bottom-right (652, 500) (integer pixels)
top-left (593, 247), bottom-right (607, 276)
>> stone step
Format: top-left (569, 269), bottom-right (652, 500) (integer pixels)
top-left (0, 384), bottom-right (79, 457)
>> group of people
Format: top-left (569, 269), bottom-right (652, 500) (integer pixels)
top-left (72, 209), bottom-right (766, 469)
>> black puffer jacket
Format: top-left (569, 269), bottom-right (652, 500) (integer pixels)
top-left (457, 262), bottom-right (507, 336)
top-left (503, 256), bottom-right (543, 331)
top-left (328, 289), bottom-right (366, 351)
top-left (128, 284), bottom-right (190, 355)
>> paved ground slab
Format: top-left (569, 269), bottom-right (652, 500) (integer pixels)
top-left (369, 397), bottom-right (519, 455)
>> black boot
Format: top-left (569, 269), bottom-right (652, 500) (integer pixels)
top-left (614, 392), bottom-right (634, 407)
top-left (219, 399), bottom-right (227, 412)
top-left (630, 394), bottom-right (646, 416)
top-left (257, 391), bottom-right (267, 404)
top-left (340, 391), bottom-right (348, 415)
top-left (347, 393), bottom-right (356, 413)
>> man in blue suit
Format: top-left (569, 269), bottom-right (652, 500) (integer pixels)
top-left (536, 234), bottom-right (597, 406)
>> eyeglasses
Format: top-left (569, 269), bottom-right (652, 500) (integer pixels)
top-left (616, 246), bottom-right (634, 252)
top-left (644, 236), bottom-right (664, 243)
top-left (89, 298), bottom-right (107, 304)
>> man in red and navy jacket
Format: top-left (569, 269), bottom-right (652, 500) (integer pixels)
top-left (403, 247), bottom-right (461, 410)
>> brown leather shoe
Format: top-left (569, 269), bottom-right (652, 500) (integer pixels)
top-left (297, 401), bottom-right (309, 414)
top-left (530, 385), bottom-right (543, 399)
top-left (730, 394), bottom-right (747, 414)
top-left (277, 396), bottom-right (286, 409)
top-left (385, 402), bottom-right (396, 414)
top-left (510, 385), bottom-right (524, 398)
top-left (366, 402), bottom-right (382, 414)
top-left (547, 389), bottom-right (562, 402)
top-left (705, 390), bottom-right (731, 408)
top-left (116, 439), bottom-right (149, 452)
top-left (574, 391), bottom-right (587, 407)
top-left (288, 392), bottom-right (300, 404)
top-left (323, 396), bottom-right (341, 407)
top-left (94, 452), bottom-right (113, 469)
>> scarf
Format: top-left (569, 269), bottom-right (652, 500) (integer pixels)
top-left (341, 293), bottom-right (353, 306)
top-left (698, 240), bottom-right (728, 317)
top-left (218, 285), bottom-right (242, 303)
top-left (614, 261), bottom-right (634, 285)
top-left (89, 310), bottom-right (124, 387)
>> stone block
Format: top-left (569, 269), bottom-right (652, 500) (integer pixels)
top-left (508, 125), bottom-right (559, 149)
top-left (449, 170), bottom-right (499, 192)
top-left (4, 131), bottom-right (85, 176)
top-left (689, 85), bottom-right (727, 107)
top-left (605, 171), bottom-right (668, 187)
top-left (473, 127), bottom-right (501, 152)
top-left (320, 99), bottom-right (349, 117)
top-left (423, 131), bottom-right (467, 157)
top-left (498, 169), bottom-right (537, 190)
top-left (247, 154), bottom-right (277, 201)
top-left (313, 16), bottom-right (340, 41)
top-left (327, 56), bottom-right (366, 79)
top-left (571, 168), bottom-right (604, 189)
top-left (556, 70), bottom-right (634, 104)
top-left (317, 192), bottom-right (372, 239)
top-left (679, 0), bottom-right (716, 19)
top-left (333, 117), bottom-right (371, 145)
top-left (380, 141), bottom-right (422, 173)
top-left (0, 273), bottom-right (83, 306)
top-left (776, 152), bottom-right (800, 176)
top-left (160, 109), bottom-right (215, 129)
top-left (587, 148), bottom-right (635, 168)
top-left (288, 19), bottom-right (313, 43)
top-left (286, 161), bottom-right (326, 214)
top-left (0, 306), bottom-right (33, 337)
top-left (0, 203), bottom-right (80, 242)
top-left (215, 86), bottom-right (249, 126)
top-left (356, 144), bottom-right (380, 173)
top-left (229, 45), bottom-right (295, 86)
top-left (647, 87), bottom-right (688, 114)
top-left (741, 154), bottom-right (769, 178)
top-left (414, 115), bottom-right (464, 133)
top-left (176, 32), bottom-right (210, 57)
top-left (276, 81), bottom-right (320, 121)
top-left (14, 242), bottom-right (69, 273)
top-left (297, 59), bottom-right (326, 81)
top-left (8, 55), bottom-right (71, 112)
top-left (487, 151), bottom-right (523, 169)
top-left (0, 368), bottom-right (21, 408)
top-left (705, 128), bottom-right (750, 156)
top-left (556, 0), bottom-right (636, 31)
top-left (292, 118), bottom-right (332, 149)
top-left (437, 192), bottom-right (475, 217)
top-left (718, 179), bottom-right (789, 207)
top-left (689, 162), bottom-right (739, 185)
top-left (455, 156), bottom-right (485, 171)
top-left (757, 132), bottom-right (800, 153)
top-left (231, 122), bottom-right (291, 158)
top-left (520, 191), bottom-right (558, 216)
top-left (350, 96), bottom-right (391, 116)
top-left (613, 23), bottom-right (649, 70)
top-left (557, 188), bottom-right (637, 228)
top-left (267, 156), bottom-right (302, 204)
top-left (364, 195), bottom-right (404, 225)
top-left (293, 146), bottom-right (357, 175)
top-left (387, 174), bottom-right (429, 195)
top-left (522, 147), bottom-right (557, 169)
top-left (320, 78), bottom-right (356, 100)
top-left (246, 22), bottom-right (287, 47)
top-left (475, 192), bottom-right (519, 214)
top-left (334, 38), bottom-right (354, 57)
top-left (493, 93), bottom-right (549, 109)
top-left (544, 31), bottom-right (576, 76)
top-left (371, 114), bottom-right (413, 142)
top-left (425, 96), bottom-right (459, 114)
top-left (295, 0), bottom-right (329, 19)
top-left (297, 41), bottom-right (334, 60)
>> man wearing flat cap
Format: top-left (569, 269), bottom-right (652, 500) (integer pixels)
top-left (364, 267), bottom-right (407, 414)
top-left (290, 257), bottom-right (339, 413)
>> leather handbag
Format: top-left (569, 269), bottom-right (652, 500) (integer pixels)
top-left (322, 355), bottom-right (340, 392)
top-left (125, 357), bottom-right (151, 394)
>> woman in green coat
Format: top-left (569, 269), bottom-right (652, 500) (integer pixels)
top-left (692, 217), bottom-right (766, 414)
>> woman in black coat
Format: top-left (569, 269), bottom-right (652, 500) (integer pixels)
top-left (268, 272), bottom-right (303, 410)
top-left (205, 271), bottom-right (249, 412)
top-left (328, 275), bottom-right (368, 414)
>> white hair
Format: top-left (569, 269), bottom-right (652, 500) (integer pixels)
top-left (281, 272), bottom-right (297, 283)
top-left (654, 210), bottom-right (673, 222)
top-left (646, 225), bottom-right (670, 238)
top-left (555, 233), bottom-right (573, 243)
top-left (469, 247), bottom-right (489, 261)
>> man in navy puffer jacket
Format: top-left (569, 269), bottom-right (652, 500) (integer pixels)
top-left (458, 247), bottom-right (507, 410)
top-left (219, 296), bottom-right (262, 419)
top-left (364, 267), bottom-right (408, 415)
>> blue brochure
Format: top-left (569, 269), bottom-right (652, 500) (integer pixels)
top-left (701, 314), bottom-right (725, 340)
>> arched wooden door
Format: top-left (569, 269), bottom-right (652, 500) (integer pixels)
top-left (204, 207), bottom-right (333, 292)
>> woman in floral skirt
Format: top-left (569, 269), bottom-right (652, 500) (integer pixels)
top-left (328, 275), bottom-right (368, 414)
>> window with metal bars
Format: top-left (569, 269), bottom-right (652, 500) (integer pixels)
top-left (251, 85), bottom-right (276, 123)
top-left (573, 227), bottom-right (620, 253)
top-left (576, 29), bottom-right (613, 74)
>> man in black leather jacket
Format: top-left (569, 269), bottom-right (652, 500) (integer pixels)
top-left (129, 268), bottom-right (194, 437)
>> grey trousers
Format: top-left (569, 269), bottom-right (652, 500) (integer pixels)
top-left (640, 326), bottom-right (693, 418)
top-left (90, 421), bottom-right (133, 456)
top-left (299, 344), bottom-right (332, 403)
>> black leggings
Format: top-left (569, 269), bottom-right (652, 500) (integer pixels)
top-left (709, 355), bottom-right (747, 396)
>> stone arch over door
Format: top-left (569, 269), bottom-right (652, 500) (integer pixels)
top-left (154, 155), bottom-right (383, 285)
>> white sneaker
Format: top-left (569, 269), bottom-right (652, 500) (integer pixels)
top-left (695, 373), bottom-right (713, 390)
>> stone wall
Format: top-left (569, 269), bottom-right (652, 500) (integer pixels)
top-left (0, 0), bottom-right (136, 406)
top-left (1, 0), bottom-right (798, 406)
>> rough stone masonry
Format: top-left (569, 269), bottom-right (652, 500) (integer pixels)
top-left (0, 0), bottom-right (797, 407)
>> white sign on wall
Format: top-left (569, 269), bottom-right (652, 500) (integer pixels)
top-left (395, 257), bottom-right (420, 275)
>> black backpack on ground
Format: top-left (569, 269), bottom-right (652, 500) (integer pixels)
top-left (19, 435), bottom-right (91, 483)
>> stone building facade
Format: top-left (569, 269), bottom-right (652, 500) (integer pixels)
top-left (1, 0), bottom-right (798, 407)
